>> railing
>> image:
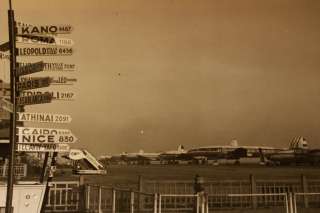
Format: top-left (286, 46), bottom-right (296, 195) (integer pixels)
top-left (43, 176), bottom-right (320, 212)
top-left (45, 181), bottom-right (80, 212)
top-left (0, 164), bottom-right (27, 179)
top-left (85, 184), bottom-right (157, 213)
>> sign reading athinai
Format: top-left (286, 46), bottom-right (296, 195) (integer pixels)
top-left (17, 112), bottom-right (72, 123)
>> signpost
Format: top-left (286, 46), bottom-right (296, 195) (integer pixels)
top-left (17, 112), bottom-right (72, 123)
top-left (17, 47), bottom-right (73, 56)
top-left (16, 77), bottom-right (51, 91)
top-left (16, 61), bottom-right (44, 76)
top-left (17, 143), bottom-right (70, 152)
top-left (4, 8), bottom-right (77, 213)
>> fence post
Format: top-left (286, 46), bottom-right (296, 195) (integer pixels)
top-left (158, 194), bottom-right (162, 213)
top-left (112, 188), bottom-right (116, 213)
top-left (196, 193), bottom-right (200, 213)
top-left (85, 185), bottom-right (91, 212)
top-left (98, 186), bottom-right (102, 213)
top-left (138, 175), bottom-right (143, 212)
top-left (301, 174), bottom-right (309, 208)
top-left (153, 193), bottom-right (158, 213)
top-left (23, 164), bottom-right (27, 177)
top-left (78, 176), bottom-right (86, 212)
top-left (288, 192), bottom-right (294, 213)
top-left (250, 174), bottom-right (257, 209)
top-left (130, 190), bottom-right (135, 213)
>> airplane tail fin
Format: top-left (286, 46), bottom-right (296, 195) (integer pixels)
top-left (178, 145), bottom-right (185, 153)
top-left (258, 148), bottom-right (266, 165)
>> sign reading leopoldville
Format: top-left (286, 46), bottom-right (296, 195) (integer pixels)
top-left (16, 61), bottom-right (45, 76)
top-left (16, 25), bottom-right (73, 35)
top-left (17, 112), bottom-right (72, 123)
top-left (17, 47), bottom-right (73, 56)
top-left (17, 143), bottom-right (70, 152)
top-left (17, 77), bottom-right (51, 91)
top-left (17, 92), bottom-right (52, 105)
top-left (17, 127), bottom-right (77, 144)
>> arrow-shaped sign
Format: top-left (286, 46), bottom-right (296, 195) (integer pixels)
top-left (0, 98), bottom-right (13, 113)
top-left (17, 36), bottom-right (74, 47)
top-left (17, 112), bottom-right (72, 123)
top-left (16, 61), bottom-right (45, 76)
top-left (17, 47), bottom-right (73, 56)
top-left (0, 42), bottom-right (10, 52)
top-left (20, 91), bottom-right (75, 101)
top-left (17, 143), bottom-right (70, 152)
top-left (17, 92), bottom-right (52, 106)
top-left (16, 24), bottom-right (73, 35)
top-left (17, 126), bottom-right (77, 143)
top-left (17, 77), bottom-right (51, 91)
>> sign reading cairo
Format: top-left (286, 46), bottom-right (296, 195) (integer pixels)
top-left (17, 143), bottom-right (70, 152)
top-left (17, 127), bottom-right (77, 144)
top-left (17, 47), bottom-right (73, 56)
top-left (16, 77), bottom-right (51, 91)
top-left (16, 25), bottom-right (73, 35)
top-left (17, 112), bottom-right (72, 123)
top-left (16, 61), bottom-right (45, 76)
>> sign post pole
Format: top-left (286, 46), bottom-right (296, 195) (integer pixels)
top-left (5, 1), bottom-right (17, 213)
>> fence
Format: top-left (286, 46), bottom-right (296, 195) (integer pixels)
top-left (84, 185), bottom-right (157, 213)
top-left (0, 164), bottom-right (27, 179)
top-left (43, 175), bottom-right (320, 213)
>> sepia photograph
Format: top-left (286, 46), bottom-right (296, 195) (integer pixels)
top-left (0, 0), bottom-right (320, 212)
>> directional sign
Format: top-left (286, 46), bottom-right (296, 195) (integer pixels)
top-left (16, 61), bottom-right (45, 76)
top-left (17, 35), bottom-right (74, 47)
top-left (20, 91), bottom-right (75, 101)
top-left (17, 25), bottom-right (73, 35)
top-left (17, 47), bottom-right (73, 56)
top-left (17, 77), bottom-right (51, 91)
top-left (17, 112), bottom-right (72, 123)
top-left (17, 92), bottom-right (52, 106)
top-left (0, 98), bottom-right (13, 113)
top-left (17, 127), bottom-right (77, 143)
top-left (51, 76), bottom-right (77, 85)
top-left (18, 62), bottom-right (76, 72)
top-left (0, 42), bottom-right (9, 52)
top-left (17, 143), bottom-right (70, 152)
top-left (0, 52), bottom-right (10, 60)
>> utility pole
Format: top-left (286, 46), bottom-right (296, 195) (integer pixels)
top-left (5, 0), bottom-right (17, 212)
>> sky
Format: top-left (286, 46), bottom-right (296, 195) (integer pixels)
top-left (1, 0), bottom-right (320, 155)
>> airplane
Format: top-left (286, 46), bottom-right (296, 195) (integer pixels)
top-left (158, 145), bottom-right (190, 164)
top-left (105, 150), bottom-right (161, 165)
top-left (260, 137), bottom-right (320, 166)
top-left (185, 140), bottom-right (281, 165)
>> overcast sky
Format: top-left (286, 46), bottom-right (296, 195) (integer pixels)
top-left (1, 0), bottom-right (320, 155)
